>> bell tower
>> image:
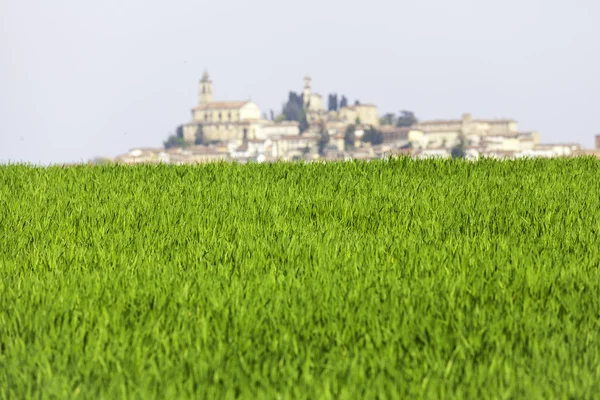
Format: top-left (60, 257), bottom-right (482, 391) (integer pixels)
top-left (303, 75), bottom-right (311, 110)
top-left (199, 70), bottom-right (213, 105)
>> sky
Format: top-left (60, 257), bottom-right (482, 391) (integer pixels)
top-left (1, 0), bottom-right (599, 164)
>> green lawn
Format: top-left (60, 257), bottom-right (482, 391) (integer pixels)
top-left (1, 158), bottom-right (599, 399)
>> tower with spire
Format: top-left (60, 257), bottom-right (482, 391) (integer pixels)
top-left (199, 70), bottom-right (213, 105)
top-left (303, 76), bottom-right (312, 110)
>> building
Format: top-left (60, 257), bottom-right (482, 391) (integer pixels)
top-left (181, 71), bottom-right (305, 146)
top-left (516, 143), bottom-right (581, 158)
top-left (338, 104), bottom-right (380, 127)
top-left (255, 121), bottom-right (300, 140)
top-left (378, 126), bottom-right (418, 147)
top-left (301, 76), bottom-right (380, 129)
top-left (116, 148), bottom-right (168, 164)
top-left (570, 134), bottom-right (600, 158)
top-left (409, 113), bottom-right (541, 152)
top-left (302, 76), bottom-right (324, 113)
top-left (182, 71), bottom-right (264, 144)
top-left (413, 113), bottom-right (525, 147)
top-left (272, 133), bottom-right (319, 160)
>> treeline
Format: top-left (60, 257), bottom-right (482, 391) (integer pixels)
top-left (379, 111), bottom-right (418, 127)
top-left (164, 125), bottom-right (203, 149)
top-left (275, 90), bottom-right (418, 131)
top-left (276, 92), bottom-right (308, 132)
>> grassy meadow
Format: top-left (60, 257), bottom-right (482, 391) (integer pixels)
top-left (1, 158), bottom-right (600, 399)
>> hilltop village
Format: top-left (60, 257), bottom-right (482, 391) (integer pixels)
top-left (112, 72), bottom-right (598, 164)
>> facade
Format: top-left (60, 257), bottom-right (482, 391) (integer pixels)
top-left (516, 143), bottom-right (581, 158)
top-left (302, 76), bottom-right (380, 129)
top-left (272, 134), bottom-right (319, 159)
top-left (182, 71), bottom-right (264, 143)
top-left (170, 146), bottom-right (229, 164)
top-left (411, 113), bottom-right (540, 150)
top-left (338, 104), bottom-right (380, 127)
top-left (116, 148), bottom-right (168, 164)
top-left (302, 76), bottom-right (324, 112)
top-left (415, 113), bottom-right (518, 135)
top-left (255, 121), bottom-right (300, 140)
top-left (184, 101), bottom-right (263, 143)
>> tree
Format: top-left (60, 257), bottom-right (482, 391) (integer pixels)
top-left (176, 125), bottom-right (184, 138)
top-left (354, 100), bottom-right (360, 106)
top-left (344, 125), bottom-right (356, 151)
top-left (340, 95), bottom-right (348, 109)
top-left (164, 134), bottom-right (188, 149)
top-left (281, 91), bottom-right (308, 132)
top-left (286, 91), bottom-right (303, 110)
top-left (396, 110), bottom-right (418, 127)
top-left (380, 113), bottom-right (397, 126)
top-left (317, 120), bottom-right (330, 156)
top-left (451, 134), bottom-right (467, 159)
top-left (362, 127), bottom-right (384, 145)
top-left (327, 93), bottom-right (338, 111)
top-left (327, 93), bottom-right (339, 111)
top-left (281, 92), bottom-right (306, 126)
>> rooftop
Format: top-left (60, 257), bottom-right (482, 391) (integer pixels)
top-left (416, 117), bottom-right (516, 126)
top-left (193, 101), bottom-right (250, 110)
top-left (342, 104), bottom-right (377, 110)
top-left (278, 134), bottom-right (317, 141)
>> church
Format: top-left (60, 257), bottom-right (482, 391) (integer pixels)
top-left (182, 71), bottom-right (266, 143)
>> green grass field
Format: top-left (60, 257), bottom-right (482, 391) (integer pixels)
top-left (1, 158), bottom-right (600, 399)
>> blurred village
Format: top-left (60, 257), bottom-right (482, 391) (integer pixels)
top-left (103, 72), bottom-right (600, 164)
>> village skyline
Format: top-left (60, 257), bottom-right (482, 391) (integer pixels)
top-left (105, 71), bottom-right (600, 165)
top-left (2, 0), bottom-right (599, 164)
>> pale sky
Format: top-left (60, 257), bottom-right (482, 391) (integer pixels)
top-left (1, 0), bottom-right (599, 164)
